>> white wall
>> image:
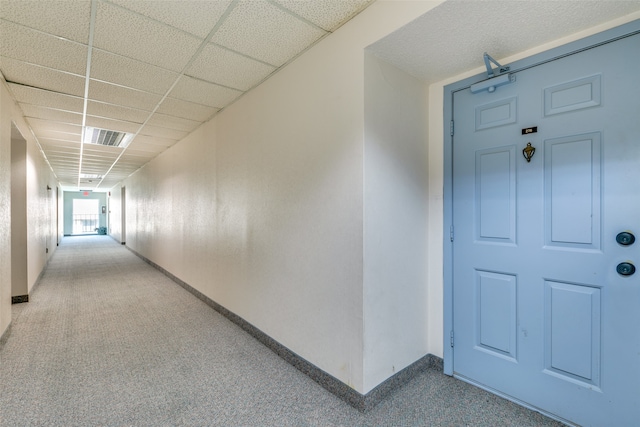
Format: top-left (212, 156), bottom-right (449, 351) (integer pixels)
top-left (363, 52), bottom-right (429, 391)
top-left (11, 127), bottom-right (28, 297)
top-left (0, 81), bottom-right (13, 336)
top-left (124, 0), bottom-right (444, 394)
top-left (0, 77), bottom-right (59, 318)
top-left (108, 185), bottom-right (123, 243)
top-left (26, 133), bottom-right (57, 293)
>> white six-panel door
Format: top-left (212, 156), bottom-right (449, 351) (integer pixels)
top-left (451, 31), bottom-right (640, 426)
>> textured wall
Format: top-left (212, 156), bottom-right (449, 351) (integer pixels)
top-left (0, 80), bottom-right (56, 331)
top-left (0, 81), bottom-right (13, 335)
top-left (108, 185), bottom-right (123, 243)
top-left (11, 128), bottom-right (27, 297)
top-left (123, 1), bottom-right (442, 394)
top-left (362, 53), bottom-right (429, 392)
top-left (1, 77), bottom-right (59, 311)
top-left (25, 136), bottom-right (57, 292)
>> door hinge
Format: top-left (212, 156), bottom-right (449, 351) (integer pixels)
top-left (450, 330), bottom-right (454, 347)
top-left (450, 120), bottom-right (454, 136)
top-left (450, 225), bottom-right (454, 242)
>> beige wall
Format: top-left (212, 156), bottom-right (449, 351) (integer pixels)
top-left (108, 185), bottom-right (123, 243)
top-left (123, 0), bottom-right (443, 394)
top-left (11, 126), bottom-right (27, 297)
top-left (1, 77), bottom-right (59, 336)
top-left (26, 129), bottom-right (57, 292)
top-left (363, 52), bottom-right (429, 391)
top-left (0, 81), bottom-right (12, 336)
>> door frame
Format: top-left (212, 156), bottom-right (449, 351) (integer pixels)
top-left (443, 19), bottom-right (640, 376)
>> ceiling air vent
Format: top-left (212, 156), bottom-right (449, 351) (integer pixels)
top-left (83, 127), bottom-right (132, 147)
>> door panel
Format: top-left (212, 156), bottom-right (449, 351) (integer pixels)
top-left (545, 132), bottom-right (601, 248)
top-left (452, 31), bottom-right (640, 426)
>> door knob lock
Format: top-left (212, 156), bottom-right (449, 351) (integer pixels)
top-left (616, 232), bottom-right (635, 246)
top-left (617, 262), bottom-right (636, 276)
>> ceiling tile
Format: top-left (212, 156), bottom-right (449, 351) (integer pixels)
top-left (0, 57), bottom-right (85, 97)
top-left (85, 116), bottom-right (140, 134)
top-left (273, 0), bottom-right (372, 32)
top-left (169, 75), bottom-right (242, 108)
top-left (210, 1), bottom-right (326, 66)
top-left (48, 162), bottom-right (80, 169)
top-left (87, 101), bottom-right (150, 124)
top-left (8, 83), bottom-right (84, 113)
top-left (27, 118), bottom-right (82, 135)
top-left (187, 43), bottom-right (276, 91)
top-left (132, 134), bottom-right (177, 147)
top-left (146, 113), bottom-right (200, 133)
top-left (34, 130), bottom-right (82, 143)
top-left (0, 20), bottom-right (88, 74)
top-left (156, 97), bottom-right (218, 122)
top-left (110, 163), bottom-right (141, 171)
top-left (108, 0), bottom-right (232, 39)
top-left (0, 0), bottom-right (91, 44)
top-left (121, 150), bottom-right (157, 160)
top-left (40, 139), bottom-right (80, 149)
top-left (127, 141), bottom-right (169, 153)
top-left (138, 124), bottom-right (188, 141)
top-left (93, 1), bottom-right (202, 72)
top-left (48, 162), bottom-right (80, 170)
top-left (88, 80), bottom-right (162, 112)
top-left (90, 49), bottom-right (179, 95)
top-left (83, 143), bottom-right (124, 154)
top-left (19, 104), bottom-right (83, 125)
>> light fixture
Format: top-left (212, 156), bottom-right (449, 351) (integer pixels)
top-left (83, 127), bottom-right (133, 148)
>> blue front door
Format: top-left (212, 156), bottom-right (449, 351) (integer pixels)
top-left (451, 29), bottom-right (640, 426)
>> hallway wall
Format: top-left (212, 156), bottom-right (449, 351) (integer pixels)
top-left (363, 52), bottom-right (429, 391)
top-left (108, 187), bottom-right (123, 244)
top-left (1, 78), bottom-right (59, 335)
top-left (123, 1), bottom-right (442, 395)
top-left (11, 125), bottom-right (27, 298)
top-left (0, 80), bottom-right (12, 335)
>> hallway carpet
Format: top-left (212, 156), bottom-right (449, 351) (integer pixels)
top-left (0, 236), bottom-right (564, 427)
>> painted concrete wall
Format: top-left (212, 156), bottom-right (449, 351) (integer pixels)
top-left (123, 1), bottom-right (443, 394)
top-left (363, 52), bottom-right (429, 391)
top-left (62, 191), bottom-right (108, 235)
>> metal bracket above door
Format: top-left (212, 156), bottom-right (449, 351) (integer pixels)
top-left (470, 53), bottom-right (515, 94)
top-left (483, 52), bottom-right (510, 77)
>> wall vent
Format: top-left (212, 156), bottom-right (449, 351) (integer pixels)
top-left (83, 127), bottom-right (132, 147)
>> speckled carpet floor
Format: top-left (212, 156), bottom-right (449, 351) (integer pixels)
top-left (0, 236), bottom-right (564, 427)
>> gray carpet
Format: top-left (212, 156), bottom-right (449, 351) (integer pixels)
top-left (0, 236), bottom-right (564, 427)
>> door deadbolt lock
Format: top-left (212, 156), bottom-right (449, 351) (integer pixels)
top-left (617, 262), bottom-right (636, 276)
top-left (616, 232), bottom-right (635, 246)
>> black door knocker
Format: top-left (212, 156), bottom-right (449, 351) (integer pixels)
top-left (523, 142), bottom-right (535, 162)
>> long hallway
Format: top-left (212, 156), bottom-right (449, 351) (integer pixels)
top-left (0, 236), bottom-right (562, 426)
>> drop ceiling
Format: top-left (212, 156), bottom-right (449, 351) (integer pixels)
top-left (0, 0), bottom-right (372, 190)
top-left (3, 1), bottom-right (639, 192)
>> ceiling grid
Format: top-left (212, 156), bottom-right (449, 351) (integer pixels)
top-left (0, 0), bottom-right (373, 190)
